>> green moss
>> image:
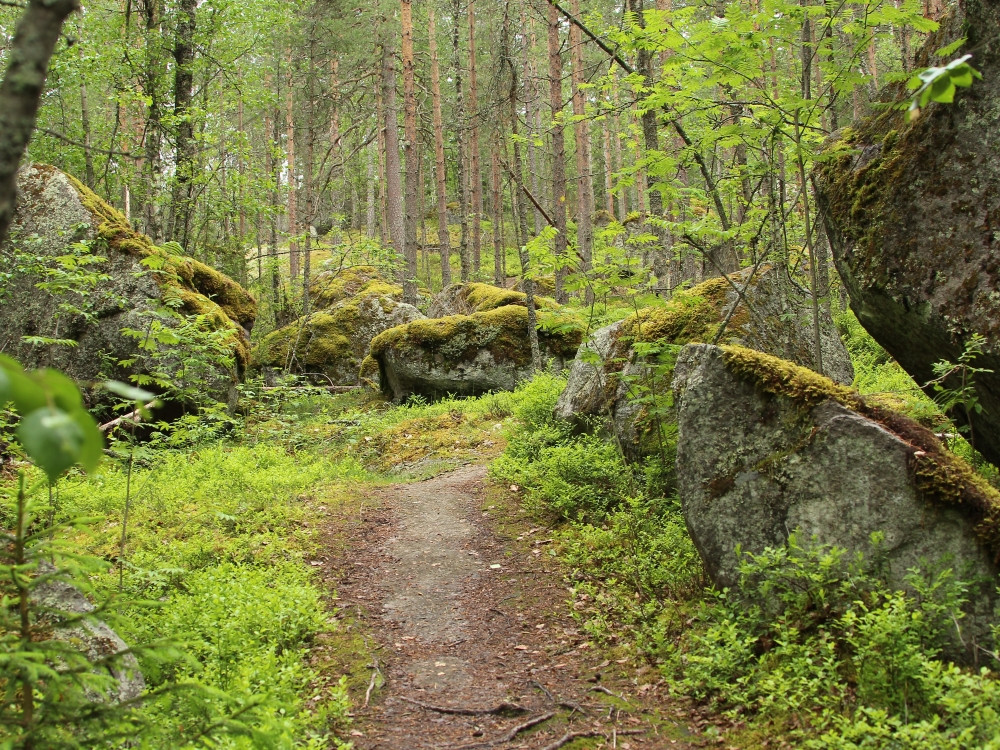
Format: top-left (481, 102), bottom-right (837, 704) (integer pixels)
top-left (358, 355), bottom-right (379, 389)
top-left (60, 168), bottom-right (256, 367)
top-left (253, 312), bottom-right (354, 370)
top-left (720, 345), bottom-right (863, 410)
top-left (461, 282), bottom-right (559, 313)
top-left (718, 344), bottom-right (1000, 559)
top-left (310, 266), bottom-right (399, 308)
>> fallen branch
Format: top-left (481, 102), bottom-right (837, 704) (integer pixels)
top-left (397, 695), bottom-right (527, 716)
top-left (99, 400), bottom-right (158, 433)
top-left (363, 654), bottom-right (381, 708)
top-left (451, 711), bottom-right (557, 749)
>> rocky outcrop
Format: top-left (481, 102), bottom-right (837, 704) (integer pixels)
top-left (252, 283), bottom-right (423, 385)
top-left (427, 281), bottom-right (559, 318)
top-left (34, 564), bottom-right (145, 703)
top-left (0, 165), bottom-right (256, 408)
top-left (814, 1), bottom-right (1000, 466)
top-left (554, 267), bottom-right (852, 460)
top-left (673, 343), bottom-right (1000, 661)
top-left (370, 305), bottom-right (584, 402)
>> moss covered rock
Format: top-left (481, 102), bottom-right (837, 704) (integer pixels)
top-left (554, 267), bottom-right (852, 460)
top-left (674, 342), bottom-right (1000, 662)
top-left (0, 165), bottom-right (256, 407)
top-left (309, 265), bottom-right (398, 309)
top-left (251, 287), bottom-right (423, 385)
top-left (427, 281), bottom-right (560, 318)
top-left (370, 305), bottom-right (584, 401)
top-left (814, 1), bottom-right (1000, 467)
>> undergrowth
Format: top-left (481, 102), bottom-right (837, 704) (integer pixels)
top-left (491, 361), bottom-right (1000, 748)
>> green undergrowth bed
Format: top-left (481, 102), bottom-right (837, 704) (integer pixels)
top-left (490, 371), bottom-right (1000, 748)
top-left (0, 385), bottom-right (386, 748)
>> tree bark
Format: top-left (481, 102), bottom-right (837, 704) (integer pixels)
top-left (285, 51), bottom-right (299, 280)
top-left (451, 0), bottom-right (471, 281)
top-left (428, 5), bottom-right (452, 288)
top-left (546, 1), bottom-right (569, 303)
top-left (568, 0), bottom-right (594, 301)
top-left (491, 141), bottom-right (504, 285)
top-left (400, 0), bottom-right (419, 304)
top-left (168, 0), bottom-right (196, 248)
top-left (381, 32), bottom-right (405, 281)
top-left (467, 0), bottom-right (483, 275)
top-left (0, 0), bottom-right (80, 249)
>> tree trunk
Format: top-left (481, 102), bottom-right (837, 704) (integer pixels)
top-left (366, 142), bottom-right (377, 239)
top-left (451, 0), bottom-right (471, 281)
top-left (428, 5), bottom-right (452, 288)
top-left (381, 33), bottom-right (405, 281)
top-left (568, 0), bottom-right (594, 302)
top-left (285, 52), bottom-right (299, 280)
top-left (400, 0), bottom-right (419, 304)
top-left (141, 0), bottom-right (164, 242)
top-left (78, 43), bottom-right (95, 189)
top-left (467, 0), bottom-right (483, 275)
top-left (168, 0), bottom-right (196, 248)
top-left (546, 1), bottom-right (569, 304)
top-left (0, 0), bottom-right (80, 249)
top-left (491, 141), bottom-right (503, 285)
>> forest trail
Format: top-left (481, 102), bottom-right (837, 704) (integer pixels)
top-left (323, 465), bottom-right (698, 749)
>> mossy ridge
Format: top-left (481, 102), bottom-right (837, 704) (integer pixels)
top-left (462, 282), bottom-right (559, 314)
top-left (253, 311), bottom-right (353, 371)
top-left (60, 169), bottom-right (256, 365)
top-left (370, 304), bottom-right (584, 366)
top-left (310, 265), bottom-right (400, 309)
top-left (718, 344), bottom-right (1000, 559)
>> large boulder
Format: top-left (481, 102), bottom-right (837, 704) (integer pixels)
top-left (0, 165), bottom-right (256, 408)
top-left (673, 343), bottom-right (1000, 661)
top-left (427, 281), bottom-right (559, 318)
top-left (370, 305), bottom-right (584, 402)
top-left (554, 267), bottom-right (852, 460)
top-left (34, 564), bottom-right (145, 703)
top-left (814, 0), bottom-right (1000, 466)
top-left (251, 279), bottom-right (424, 386)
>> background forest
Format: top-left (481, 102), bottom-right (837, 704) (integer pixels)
top-left (2, 0), bottom-right (998, 747)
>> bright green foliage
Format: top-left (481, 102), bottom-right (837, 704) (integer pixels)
top-left (0, 355), bottom-right (102, 482)
top-left (907, 53), bottom-right (982, 119)
top-left (669, 534), bottom-right (1000, 745)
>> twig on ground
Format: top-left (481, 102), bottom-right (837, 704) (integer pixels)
top-left (363, 655), bottom-right (380, 708)
top-left (531, 679), bottom-right (554, 702)
top-left (451, 711), bottom-right (558, 749)
top-left (397, 695), bottom-right (527, 716)
top-left (590, 685), bottom-right (624, 701)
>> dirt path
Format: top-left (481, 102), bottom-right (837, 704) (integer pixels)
top-left (325, 465), bottom-right (698, 749)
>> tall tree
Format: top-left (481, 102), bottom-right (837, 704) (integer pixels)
top-left (0, 0), bottom-right (80, 248)
top-left (381, 26), bottom-right (405, 280)
top-left (400, 0), bottom-right (419, 304)
top-left (546, 1), bottom-right (569, 303)
top-left (428, 4), bottom-right (452, 288)
top-left (568, 0), bottom-right (594, 301)
top-left (167, 0), bottom-right (197, 248)
top-left (466, 0), bottom-right (483, 275)
top-left (451, 0), bottom-right (471, 281)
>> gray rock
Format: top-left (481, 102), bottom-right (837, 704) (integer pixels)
top-left (673, 343), bottom-right (1000, 661)
top-left (814, 0), bottom-right (1000, 466)
top-left (34, 564), bottom-right (144, 703)
top-left (370, 305), bottom-right (584, 402)
top-left (251, 291), bottom-right (424, 386)
top-left (555, 266), bottom-right (852, 461)
top-left (0, 165), bottom-right (256, 408)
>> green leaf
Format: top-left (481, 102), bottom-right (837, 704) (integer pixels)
top-left (930, 76), bottom-right (956, 103)
top-left (34, 369), bottom-right (84, 411)
top-left (17, 407), bottom-right (87, 482)
top-left (103, 380), bottom-right (156, 402)
top-left (0, 356), bottom-right (47, 414)
top-left (935, 37), bottom-right (968, 58)
top-left (67, 407), bottom-right (103, 473)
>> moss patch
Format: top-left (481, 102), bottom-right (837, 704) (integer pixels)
top-left (717, 344), bottom-right (1000, 560)
top-left (310, 266), bottom-right (400, 309)
top-left (462, 283), bottom-right (560, 314)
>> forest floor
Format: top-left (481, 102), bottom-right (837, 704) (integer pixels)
top-left (313, 463), bottom-right (703, 750)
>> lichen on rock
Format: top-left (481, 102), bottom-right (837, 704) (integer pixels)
top-left (370, 304), bottom-right (584, 402)
top-left (814, 0), bottom-right (1000, 467)
top-left (0, 164), bottom-right (257, 408)
top-left (673, 342), bottom-right (1000, 662)
top-left (554, 266), bottom-right (853, 461)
